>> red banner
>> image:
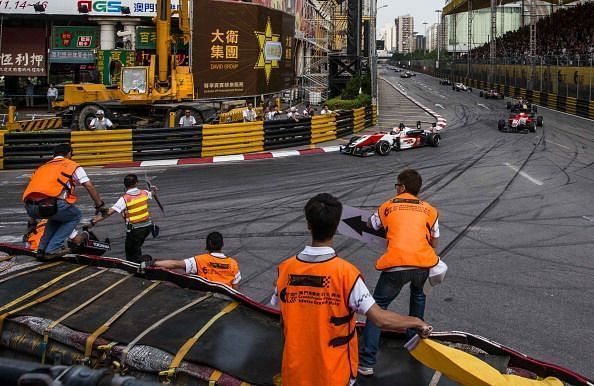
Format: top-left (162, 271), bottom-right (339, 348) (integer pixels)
top-left (0, 27), bottom-right (47, 76)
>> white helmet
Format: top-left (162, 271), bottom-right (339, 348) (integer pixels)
top-left (96, 110), bottom-right (105, 116)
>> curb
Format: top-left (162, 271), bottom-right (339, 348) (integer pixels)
top-left (104, 146), bottom-right (342, 168)
top-left (380, 77), bottom-right (448, 130)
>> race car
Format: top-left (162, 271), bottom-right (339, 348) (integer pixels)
top-left (507, 99), bottom-right (537, 113)
top-left (453, 82), bottom-right (472, 92)
top-left (401, 72), bottom-right (411, 78)
top-left (340, 123), bottom-right (441, 156)
top-left (480, 89), bottom-right (504, 99)
top-left (498, 111), bottom-right (543, 133)
top-left (439, 79), bottom-right (452, 85)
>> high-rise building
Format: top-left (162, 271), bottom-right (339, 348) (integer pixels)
top-left (395, 15), bottom-right (414, 54)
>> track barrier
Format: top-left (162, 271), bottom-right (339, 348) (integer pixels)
top-left (0, 106), bottom-right (376, 170)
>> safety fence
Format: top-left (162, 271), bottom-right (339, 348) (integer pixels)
top-left (440, 74), bottom-right (594, 120)
top-left (0, 106), bottom-right (376, 170)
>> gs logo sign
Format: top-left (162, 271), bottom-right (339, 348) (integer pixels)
top-left (78, 0), bottom-right (122, 12)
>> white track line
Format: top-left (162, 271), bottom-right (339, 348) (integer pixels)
top-left (504, 162), bottom-right (543, 186)
top-left (547, 140), bottom-right (571, 150)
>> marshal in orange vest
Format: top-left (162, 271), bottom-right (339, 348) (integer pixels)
top-left (26, 219), bottom-right (47, 250)
top-left (376, 192), bottom-right (439, 270)
top-left (277, 255), bottom-right (361, 386)
top-left (123, 190), bottom-right (151, 225)
top-left (22, 158), bottom-right (81, 204)
top-left (193, 253), bottom-right (239, 287)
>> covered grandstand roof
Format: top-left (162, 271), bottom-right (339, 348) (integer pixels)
top-left (443, 0), bottom-right (579, 16)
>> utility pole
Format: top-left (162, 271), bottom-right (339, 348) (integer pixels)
top-left (435, 9), bottom-right (442, 70)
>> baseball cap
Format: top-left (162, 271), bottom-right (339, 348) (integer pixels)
top-left (96, 110), bottom-right (104, 115)
top-left (423, 258), bottom-right (448, 294)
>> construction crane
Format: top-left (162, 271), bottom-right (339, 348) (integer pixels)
top-left (54, 0), bottom-right (217, 129)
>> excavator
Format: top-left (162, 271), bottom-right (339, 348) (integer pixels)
top-left (54, 0), bottom-right (217, 129)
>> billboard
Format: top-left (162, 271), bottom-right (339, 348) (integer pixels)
top-left (52, 26), bottom-right (99, 49)
top-left (0, 0), bottom-right (179, 16)
top-left (0, 28), bottom-right (47, 76)
top-left (193, 0), bottom-right (295, 98)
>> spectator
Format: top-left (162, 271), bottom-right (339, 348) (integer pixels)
top-left (89, 110), bottom-right (113, 130)
top-left (25, 81), bottom-right (34, 107)
top-left (47, 84), bottom-right (58, 113)
top-left (287, 106), bottom-right (300, 121)
top-left (302, 102), bottom-right (315, 117)
top-left (242, 103), bottom-right (257, 122)
top-left (179, 110), bottom-right (197, 127)
top-left (271, 105), bottom-right (283, 120)
top-left (320, 104), bottom-right (333, 115)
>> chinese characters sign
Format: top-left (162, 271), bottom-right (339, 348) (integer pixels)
top-left (97, 50), bottom-right (135, 86)
top-left (52, 26), bottom-right (99, 49)
top-left (135, 27), bottom-right (187, 50)
top-left (0, 27), bottom-right (46, 76)
top-left (194, 0), bottom-right (295, 98)
top-left (0, 0), bottom-right (179, 15)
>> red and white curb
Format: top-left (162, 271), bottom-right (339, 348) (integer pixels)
top-left (104, 146), bottom-right (341, 168)
top-left (381, 77), bottom-right (448, 131)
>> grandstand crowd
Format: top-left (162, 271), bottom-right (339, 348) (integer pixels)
top-left (471, 1), bottom-right (594, 65)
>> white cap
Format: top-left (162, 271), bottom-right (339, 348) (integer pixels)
top-left (96, 110), bottom-right (105, 115)
top-left (423, 258), bottom-right (448, 294)
top-left (290, 106), bottom-right (296, 112)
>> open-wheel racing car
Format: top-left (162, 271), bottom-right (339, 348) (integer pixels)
top-left (480, 89), bottom-right (504, 99)
top-left (340, 123), bottom-right (441, 156)
top-left (507, 99), bottom-right (537, 113)
top-left (453, 82), bottom-right (472, 92)
top-left (439, 79), bottom-right (452, 85)
top-left (498, 111), bottom-right (543, 133)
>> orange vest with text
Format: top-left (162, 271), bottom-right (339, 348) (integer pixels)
top-left (376, 192), bottom-right (439, 270)
top-left (26, 220), bottom-right (47, 250)
top-left (123, 190), bottom-right (151, 224)
top-left (277, 255), bottom-right (361, 386)
top-left (22, 158), bottom-right (80, 204)
top-left (193, 253), bottom-right (239, 287)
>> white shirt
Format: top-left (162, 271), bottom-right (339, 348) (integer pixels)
top-left (47, 87), bottom-right (58, 97)
top-left (183, 252), bottom-right (242, 285)
top-left (111, 188), bottom-right (152, 213)
top-left (320, 108), bottom-right (332, 115)
top-left (179, 115), bottom-right (197, 127)
top-left (242, 108), bottom-right (257, 122)
top-left (90, 117), bottom-right (113, 130)
top-left (270, 246), bottom-right (375, 315)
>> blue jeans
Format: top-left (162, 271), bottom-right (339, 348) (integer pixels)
top-left (359, 268), bottom-right (429, 367)
top-left (25, 199), bottom-right (82, 253)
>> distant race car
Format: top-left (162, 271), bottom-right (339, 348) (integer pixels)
top-left (453, 83), bottom-right (472, 92)
top-left (480, 89), bottom-right (504, 99)
top-left (407, 71), bottom-right (416, 77)
top-left (340, 124), bottom-right (441, 156)
top-left (439, 79), bottom-right (452, 85)
top-left (498, 111), bottom-right (543, 133)
top-left (401, 72), bottom-right (410, 78)
top-left (507, 100), bottom-right (537, 113)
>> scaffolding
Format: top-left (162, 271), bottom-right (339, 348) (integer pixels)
top-left (300, 0), bottom-right (339, 103)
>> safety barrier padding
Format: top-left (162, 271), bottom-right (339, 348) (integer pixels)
top-left (264, 118), bottom-right (312, 150)
top-left (310, 115), bottom-right (337, 144)
top-left (0, 131), bottom-right (4, 170)
top-left (132, 126), bottom-right (202, 161)
top-left (71, 129), bottom-right (133, 166)
top-left (335, 110), bottom-right (355, 138)
top-left (2, 131), bottom-right (71, 170)
top-left (202, 122), bottom-right (264, 156)
top-left (353, 107), bottom-right (366, 133)
top-left (6, 117), bottom-right (62, 132)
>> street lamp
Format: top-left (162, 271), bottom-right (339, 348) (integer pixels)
top-left (435, 9), bottom-right (442, 69)
top-left (371, 3), bottom-right (389, 108)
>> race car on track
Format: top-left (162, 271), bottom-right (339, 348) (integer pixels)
top-left (453, 82), bottom-right (472, 92)
top-left (439, 79), bottom-right (452, 85)
top-left (480, 89), bottom-right (504, 99)
top-left (340, 123), bottom-right (441, 156)
top-left (401, 72), bottom-right (411, 78)
top-left (498, 111), bottom-right (543, 133)
top-left (507, 99), bottom-right (537, 113)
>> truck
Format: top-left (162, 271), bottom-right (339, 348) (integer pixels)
top-left (54, 0), bottom-right (218, 129)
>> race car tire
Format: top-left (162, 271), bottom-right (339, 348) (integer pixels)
top-left (428, 134), bottom-right (440, 147)
top-left (479, 91), bottom-right (484, 97)
top-left (376, 140), bottom-right (391, 156)
top-left (452, 86), bottom-right (456, 90)
top-left (532, 105), bottom-right (538, 113)
top-left (506, 102), bottom-right (512, 109)
top-left (498, 120), bottom-right (506, 131)
top-left (529, 122), bottom-right (536, 133)
top-left (536, 116), bottom-right (544, 127)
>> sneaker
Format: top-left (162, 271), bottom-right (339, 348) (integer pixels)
top-left (358, 366), bottom-right (374, 376)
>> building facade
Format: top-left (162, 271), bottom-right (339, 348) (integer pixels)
top-left (395, 15), bottom-right (414, 54)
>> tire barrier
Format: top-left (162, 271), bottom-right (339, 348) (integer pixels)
top-left (0, 106), bottom-right (377, 169)
top-left (202, 121), bottom-right (264, 157)
top-left (454, 76), bottom-right (593, 121)
top-left (2, 131), bottom-right (70, 170)
top-left (264, 118), bottom-right (312, 150)
top-left (133, 126), bottom-right (202, 161)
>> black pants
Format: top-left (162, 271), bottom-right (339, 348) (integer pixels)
top-left (125, 225), bottom-right (152, 263)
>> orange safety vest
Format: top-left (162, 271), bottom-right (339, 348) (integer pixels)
top-left (193, 253), bottom-right (240, 287)
top-left (376, 192), bottom-right (439, 270)
top-left (22, 158), bottom-right (80, 204)
top-left (26, 220), bottom-right (47, 250)
top-left (277, 255), bottom-right (361, 386)
top-left (123, 190), bottom-right (151, 225)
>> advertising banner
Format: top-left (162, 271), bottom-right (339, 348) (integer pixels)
top-left (193, 0), bottom-right (295, 98)
top-left (52, 26), bottom-right (99, 49)
top-left (0, 0), bottom-right (179, 16)
top-left (0, 27), bottom-right (47, 76)
top-left (135, 26), bottom-right (187, 50)
top-left (97, 50), bottom-right (135, 85)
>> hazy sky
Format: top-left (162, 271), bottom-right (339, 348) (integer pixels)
top-left (377, 0), bottom-right (445, 35)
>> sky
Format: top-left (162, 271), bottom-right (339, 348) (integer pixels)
top-left (377, 0), bottom-right (445, 35)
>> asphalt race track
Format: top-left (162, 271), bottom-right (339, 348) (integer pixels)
top-left (1, 68), bottom-right (593, 378)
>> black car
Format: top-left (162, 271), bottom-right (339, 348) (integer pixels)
top-left (439, 79), bottom-right (452, 85)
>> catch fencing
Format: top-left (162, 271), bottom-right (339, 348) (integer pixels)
top-left (0, 106), bottom-right (376, 170)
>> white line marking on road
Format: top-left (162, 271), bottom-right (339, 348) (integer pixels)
top-left (478, 103), bottom-right (490, 110)
top-left (504, 162), bottom-right (543, 185)
top-left (213, 155), bottom-right (245, 162)
top-left (547, 140), bottom-right (570, 150)
top-left (435, 104), bottom-right (445, 109)
top-left (271, 150), bottom-right (300, 158)
top-left (322, 146), bottom-right (341, 152)
top-left (582, 216), bottom-right (594, 222)
top-left (0, 236), bottom-right (23, 243)
top-left (139, 159), bottom-right (179, 166)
